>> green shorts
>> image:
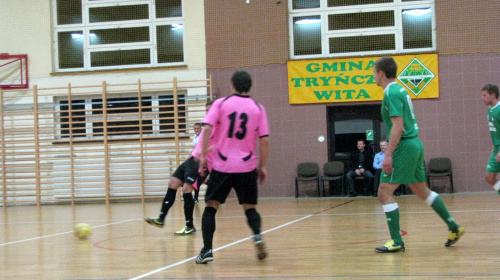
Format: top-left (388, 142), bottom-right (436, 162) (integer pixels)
top-left (486, 145), bottom-right (500, 173)
top-left (380, 137), bottom-right (426, 184)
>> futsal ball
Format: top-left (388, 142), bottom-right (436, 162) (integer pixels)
top-left (74, 223), bottom-right (91, 239)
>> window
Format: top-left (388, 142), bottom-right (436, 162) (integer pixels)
top-left (54, 0), bottom-right (184, 72)
top-left (58, 93), bottom-right (186, 139)
top-left (289, 0), bottom-right (435, 59)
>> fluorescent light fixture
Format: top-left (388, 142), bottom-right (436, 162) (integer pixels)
top-left (402, 8), bottom-right (431, 16)
top-left (171, 24), bottom-right (183, 30)
top-left (295, 18), bottom-right (321, 25)
top-left (71, 33), bottom-right (96, 39)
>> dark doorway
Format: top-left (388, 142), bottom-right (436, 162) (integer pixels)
top-left (324, 104), bottom-right (385, 196)
top-left (327, 104), bottom-right (385, 161)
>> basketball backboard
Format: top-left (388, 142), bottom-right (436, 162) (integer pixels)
top-left (0, 53), bottom-right (29, 89)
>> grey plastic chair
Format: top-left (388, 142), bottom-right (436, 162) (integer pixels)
top-left (320, 161), bottom-right (345, 196)
top-left (295, 162), bottom-right (320, 198)
top-left (426, 157), bottom-right (454, 193)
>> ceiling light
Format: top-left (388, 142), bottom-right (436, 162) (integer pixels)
top-left (402, 8), bottom-right (431, 16)
top-left (171, 24), bottom-right (183, 30)
top-left (295, 19), bottom-right (321, 25)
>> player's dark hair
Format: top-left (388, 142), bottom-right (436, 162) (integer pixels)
top-left (194, 122), bottom-right (202, 127)
top-left (357, 139), bottom-right (366, 145)
top-left (231, 70), bottom-right (252, 93)
top-left (374, 56), bottom-right (397, 79)
top-left (482, 84), bottom-right (499, 99)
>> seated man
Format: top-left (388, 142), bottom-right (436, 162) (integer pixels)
top-left (372, 139), bottom-right (387, 197)
top-left (346, 139), bottom-right (374, 197)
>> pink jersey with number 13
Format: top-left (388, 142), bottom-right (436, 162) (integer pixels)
top-left (201, 94), bottom-right (269, 173)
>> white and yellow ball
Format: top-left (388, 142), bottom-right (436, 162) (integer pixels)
top-left (74, 223), bottom-right (91, 239)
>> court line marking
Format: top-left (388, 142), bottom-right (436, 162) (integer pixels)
top-left (1, 206), bottom-right (495, 248)
top-left (128, 200), bottom-right (354, 280)
top-left (0, 218), bottom-right (138, 247)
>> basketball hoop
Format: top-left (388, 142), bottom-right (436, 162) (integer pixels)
top-left (0, 53), bottom-right (29, 89)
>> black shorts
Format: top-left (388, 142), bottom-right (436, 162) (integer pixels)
top-left (172, 157), bottom-right (199, 185)
top-left (204, 169), bottom-right (258, 205)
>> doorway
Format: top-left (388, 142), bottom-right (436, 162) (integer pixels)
top-left (327, 104), bottom-right (385, 161)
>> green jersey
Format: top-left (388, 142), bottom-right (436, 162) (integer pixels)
top-left (488, 103), bottom-right (500, 146)
top-left (381, 82), bottom-right (419, 139)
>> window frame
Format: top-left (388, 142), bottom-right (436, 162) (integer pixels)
top-left (288, 0), bottom-right (435, 59)
top-left (52, 0), bottom-right (186, 72)
top-left (56, 92), bottom-right (187, 140)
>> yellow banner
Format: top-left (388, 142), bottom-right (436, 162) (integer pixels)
top-left (288, 54), bottom-right (439, 104)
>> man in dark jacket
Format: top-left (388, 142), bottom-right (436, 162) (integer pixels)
top-left (346, 139), bottom-right (373, 197)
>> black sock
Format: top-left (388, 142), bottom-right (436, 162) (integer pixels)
top-left (194, 186), bottom-right (200, 201)
top-left (245, 208), bottom-right (261, 235)
top-left (183, 193), bottom-right (195, 228)
top-left (201, 206), bottom-right (217, 250)
top-left (159, 188), bottom-right (177, 221)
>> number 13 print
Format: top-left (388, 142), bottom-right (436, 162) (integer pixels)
top-left (228, 112), bottom-right (248, 140)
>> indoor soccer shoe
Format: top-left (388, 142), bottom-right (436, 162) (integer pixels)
top-left (375, 239), bottom-right (405, 253)
top-left (254, 235), bottom-right (268, 261)
top-left (174, 226), bottom-right (196, 235)
top-left (144, 216), bottom-right (164, 228)
top-left (445, 226), bottom-right (464, 247)
top-left (195, 248), bottom-right (214, 264)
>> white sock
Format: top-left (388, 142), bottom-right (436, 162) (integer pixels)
top-left (425, 191), bottom-right (438, 206)
top-left (493, 181), bottom-right (500, 191)
top-left (382, 203), bottom-right (398, 212)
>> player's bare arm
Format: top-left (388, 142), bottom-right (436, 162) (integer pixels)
top-left (258, 136), bottom-right (270, 184)
top-left (199, 124), bottom-right (213, 172)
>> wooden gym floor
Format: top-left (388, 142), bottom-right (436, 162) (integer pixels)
top-left (1, 193), bottom-right (500, 279)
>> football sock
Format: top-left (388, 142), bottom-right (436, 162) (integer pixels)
top-left (493, 181), bottom-right (500, 194)
top-left (194, 187), bottom-right (200, 201)
top-left (383, 203), bottom-right (402, 244)
top-left (245, 208), bottom-right (262, 235)
top-left (183, 193), bottom-right (195, 228)
top-left (159, 188), bottom-right (177, 221)
top-left (201, 206), bottom-right (217, 250)
top-left (425, 191), bottom-right (458, 231)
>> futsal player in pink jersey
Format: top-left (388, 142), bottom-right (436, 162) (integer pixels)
top-left (144, 100), bottom-right (214, 235)
top-left (195, 70), bottom-right (270, 264)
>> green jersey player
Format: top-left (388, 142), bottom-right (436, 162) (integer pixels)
top-left (481, 84), bottom-right (500, 193)
top-left (372, 56), bottom-right (463, 253)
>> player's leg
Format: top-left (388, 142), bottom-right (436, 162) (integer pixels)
top-left (196, 170), bottom-right (229, 264)
top-left (410, 181), bottom-right (463, 246)
top-left (376, 181), bottom-right (405, 253)
top-left (193, 170), bottom-right (209, 204)
top-left (175, 182), bottom-right (197, 235)
top-left (193, 186), bottom-right (200, 203)
top-left (174, 158), bottom-right (199, 235)
top-left (485, 172), bottom-right (498, 188)
top-left (376, 139), bottom-right (423, 253)
top-left (409, 138), bottom-right (463, 246)
top-left (145, 177), bottom-right (182, 228)
top-left (236, 170), bottom-right (267, 260)
top-left (486, 147), bottom-right (500, 193)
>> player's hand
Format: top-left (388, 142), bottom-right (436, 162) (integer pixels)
top-left (198, 168), bottom-right (207, 178)
top-left (495, 152), bottom-right (500, 162)
top-left (198, 157), bottom-right (207, 173)
top-left (382, 155), bottom-right (393, 174)
top-left (258, 167), bottom-right (267, 184)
